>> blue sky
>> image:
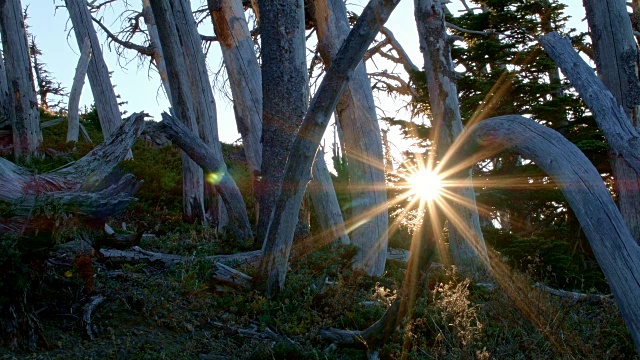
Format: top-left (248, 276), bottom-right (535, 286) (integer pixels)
top-left (23, 0), bottom-right (586, 145)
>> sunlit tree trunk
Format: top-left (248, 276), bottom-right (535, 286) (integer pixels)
top-left (309, 153), bottom-right (350, 245)
top-left (414, 0), bottom-right (489, 276)
top-left (312, 0), bottom-right (389, 276)
top-left (259, 0), bottom-right (399, 296)
top-left (455, 114), bottom-right (640, 354)
top-left (0, 0), bottom-right (41, 161)
top-left (581, 0), bottom-right (640, 244)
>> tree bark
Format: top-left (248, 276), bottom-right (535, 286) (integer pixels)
top-left (0, 0), bottom-right (41, 161)
top-left (67, 37), bottom-right (91, 143)
top-left (208, 0), bottom-right (262, 175)
top-left (312, 0), bottom-right (389, 276)
top-left (256, 0), bottom-right (309, 247)
top-left (260, 0), bottom-right (400, 296)
top-left (170, 0), bottom-right (228, 228)
top-left (141, 0), bottom-right (171, 101)
top-left (158, 112), bottom-right (253, 241)
top-left (454, 114), bottom-right (640, 354)
top-left (64, 0), bottom-right (122, 141)
top-left (540, 32), bottom-right (640, 244)
top-left (150, 0), bottom-right (206, 223)
top-left (0, 113), bottom-right (145, 236)
top-left (308, 153), bottom-right (350, 245)
top-left (414, 0), bottom-right (489, 276)
top-left (573, 1), bottom-right (640, 245)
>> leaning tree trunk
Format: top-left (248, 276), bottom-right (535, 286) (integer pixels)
top-left (157, 113), bottom-right (253, 241)
top-left (579, 0), bottom-right (640, 244)
top-left (67, 37), bottom-right (91, 143)
top-left (64, 0), bottom-right (123, 142)
top-left (540, 32), bottom-right (640, 245)
top-left (256, 0), bottom-right (309, 248)
top-left (0, 0), bottom-right (41, 161)
top-left (312, 0), bottom-right (389, 276)
top-left (414, 0), bottom-right (489, 276)
top-left (452, 115), bottom-right (640, 354)
top-left (150, 0), bottom-right (206, 223)
top-left (170, 0), bottom-right (228, 229)
top-left (142, 0), bottom-right (171, 101)
top-left (260, 0), bottom-right (400, 296)
top-left (208, 0), bottom-right (262, 175)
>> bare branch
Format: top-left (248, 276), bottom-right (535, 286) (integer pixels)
top-left (91, 15), bottom-right (154, 56)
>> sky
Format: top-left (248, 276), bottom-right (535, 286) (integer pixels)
top-left (22, 0), bottom-right (587, 147)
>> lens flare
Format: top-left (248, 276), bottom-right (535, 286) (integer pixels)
top-left (407, 169), bottom-right (442, 202)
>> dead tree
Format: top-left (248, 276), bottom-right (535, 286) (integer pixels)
top-left (580, 0), bottom-right (640, 244)
top-left (0, 0), bottom-right (41, 161)
top-left (0, 113), bottom-right (145, 239)
top-left (64, 0), bottom-right (123, 142)
top-left (450, 114), bottom-right (640, 354)
top-left (312, 0), bottom-right (389, 276)
top-left (260, 0), bottom-right (400, 296)
top-left (67, 37), bottom-right (92, 143)
top-left (414, 0), bottom-right (489, 276)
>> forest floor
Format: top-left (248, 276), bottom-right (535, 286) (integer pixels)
top-left (0, 230), bottom-right (637, 359)
top-left (1, 114), bottom-right (639, 359)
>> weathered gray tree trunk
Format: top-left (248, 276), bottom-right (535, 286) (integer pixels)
top-left (260, 0), bottom-right (400, 296)
top-left (579, 0), bottom-right (640, 244)
top-left (169, 0), bottom-right (228, 229)
top-left (455, 115), bottom-right (640, 354)
top-left (67, 37), bottom-right (91, 143)
top-left (312, 0), bottom-right (389, 276)
top-left (208, 0), bottom-right (262, 175)
top-left (540, 31), bottom-right (640, 245)
top-left (256, 0), bottom-right (309, 248)
top-left (414, 0), bottom-right (489, 276)
top-left (150, 0), bottom-right (206, 223)
top-left (308, 153), bottom-right (350, 245)
top-left (64, 0), bottom-right (122, 141)
top-left (0, 113), bottom-right (145, 236)
top-left (0, 0), bottom-right (41, 161)
top-left (142, 0), bottom-right (171, 100)
top-left (157, 112), bottom-right (253, 241)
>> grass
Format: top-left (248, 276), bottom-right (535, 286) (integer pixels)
top-left (0, 112), bottom-right (638, 359)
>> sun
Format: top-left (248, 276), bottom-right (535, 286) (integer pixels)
top-left (407, 169), bottom-right (443, 202)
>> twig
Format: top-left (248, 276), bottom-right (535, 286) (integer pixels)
top-left (82, 295), bottom-right (105, 340)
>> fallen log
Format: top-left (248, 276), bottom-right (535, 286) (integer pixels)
top-left (534, 282), bottom-right (613, 304)
top-left (0, 112), bottom-right (146, 239)
top-left (98, 246), bottom-right (261, 268)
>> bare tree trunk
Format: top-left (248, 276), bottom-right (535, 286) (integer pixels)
top-left (150, 0), bottom-right (205, 223)
top-left (208, 0), bottom-right (262, 175)
top-left (169, 0), bottom-right (228, 229)
top-left (0, 0), bottom-right (41, 161)
top-left (142, 0), bottom-right (171, 100)
top-left (414, 0), bottom-right (489, 277)
top-left (260, 0), bottom-right (399, 296)
top-left (256, 0), bottom-right (309, 249)
top-left (540, 32), bottom-right (640, 245)
top-left (580, 0), bottom-right (640, 244)
top-left (67, 37), bottom-right (91, 143)
top-left (64, 0), bottom-right (122, 141)
top-left (308, 153), bottom-right (350, 245)
top-left (312, 0), bottom-right (389, 276)
top-left (454, 114), bottom-right (640, 354)
top-left (157, 113), bottom-right (253, 241)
